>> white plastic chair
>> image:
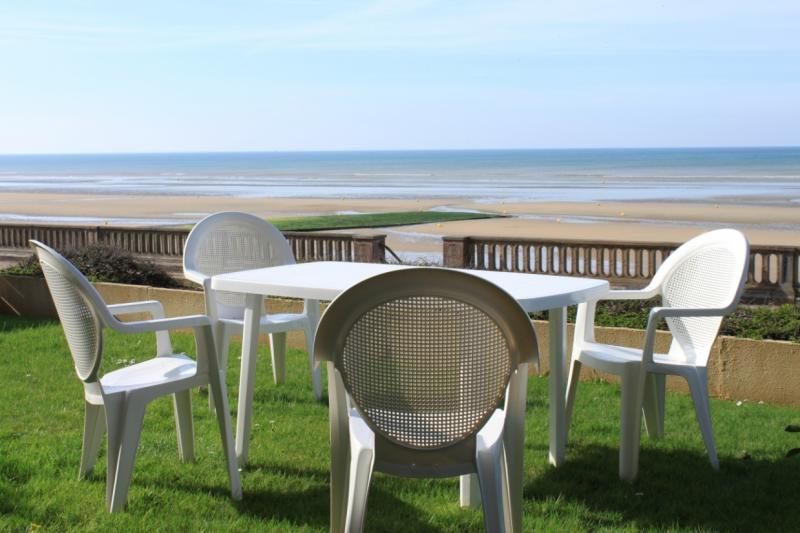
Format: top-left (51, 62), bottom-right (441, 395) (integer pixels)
top-left (183, 211), bottom-right (321, 402)
top-left (31, 240), bottom-right (242, 512)
top-left (314, 268), bottom-right (539, 532)
top-left (565, 229), bottom-right (749, 481)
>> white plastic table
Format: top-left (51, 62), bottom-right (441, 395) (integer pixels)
top-left (212, 262), bottom-right (608, 527)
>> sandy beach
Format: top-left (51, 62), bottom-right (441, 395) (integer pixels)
top-left (1, 192), bottom-right (797, 260)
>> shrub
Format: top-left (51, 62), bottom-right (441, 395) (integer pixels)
top-left (1, 243), bottom-right (181, 288)
top-left (720, 304), bottom-right (800, 343)
top-left (531, 299), bottom-right (800, 343)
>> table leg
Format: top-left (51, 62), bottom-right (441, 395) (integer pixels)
top-left (549, 307), bottom-right (567, 466)
top-left (235, 293), bottom-right (263, 466)
top-left (306, 299), bottom-right (323, 400)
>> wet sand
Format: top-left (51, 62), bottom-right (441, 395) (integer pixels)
top-left (1, 193), bottom-right (797, 256)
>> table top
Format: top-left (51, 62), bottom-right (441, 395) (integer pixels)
top-left (211, 261), bottom-right (609, 312)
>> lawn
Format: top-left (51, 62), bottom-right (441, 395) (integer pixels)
top-left (1, 316), bottom-right (798, 532)
top-left (168, 210), bottom-right (498, 234)
top-left (270, 210), bottom-right (497, 231)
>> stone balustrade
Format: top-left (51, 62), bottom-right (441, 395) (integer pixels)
top-left (0, 223), bottom-right (387, 273)
top-left (443, 235), bottom-right (799, 305)
top-left (1, 222), bottom-right (796, 304)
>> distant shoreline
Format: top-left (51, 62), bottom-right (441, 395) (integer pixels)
top-left (0, 193), bottom-right (797, 261)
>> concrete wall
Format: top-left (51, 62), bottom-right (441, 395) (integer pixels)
top-left (3, 275), bottom-right (799, 407)
top-left (533, 322), bottom-right (800, 407)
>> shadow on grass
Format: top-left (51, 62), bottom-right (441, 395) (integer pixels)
top-left (233, 463), bottom-right (452, 531)
top-left (527, 444), bottom-right (800, 532)
top-left (0, 315), bottom-right (55, 332)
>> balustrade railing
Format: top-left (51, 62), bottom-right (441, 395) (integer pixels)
top-left (0, 223), bottom-right (386, 272)
top-left (444, 236), bottom-right (799, 305)
top-left (0, 222), bottom-right (796, 304)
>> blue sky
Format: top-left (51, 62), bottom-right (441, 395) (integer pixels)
top-left (1, 1), bottom-right (798, 153)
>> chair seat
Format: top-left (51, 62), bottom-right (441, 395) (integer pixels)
top-left (100, 354), bottom-right (197, 395)
top-left (220, 312), bottom-right (309, 330)
top-left (579, 342), bottom-right (697, 373)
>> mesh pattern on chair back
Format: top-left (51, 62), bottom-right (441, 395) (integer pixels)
top-left (662, 246), bottom-right (737, 365)
top-left (40, 261), bottom-right (103, 382)
top-left (341, 295), bottom-right (512, 450)
top-left (194, 220), bottom-right (291, 314)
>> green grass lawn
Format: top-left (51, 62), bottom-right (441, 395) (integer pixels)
top-left (1, 316), bottom-right (798, 532)
top-left (270, 210), bottom-right (497, 231)
top-left (168, 210), bottom-right (497, 233)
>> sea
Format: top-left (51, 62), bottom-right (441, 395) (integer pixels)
top-left (0, 147), bottom-right (798, 205)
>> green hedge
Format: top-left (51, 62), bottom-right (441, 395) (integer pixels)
top-left (531, 300), bottom-right (800, 343)
top-left (2, 243), bottom-right (180, 288)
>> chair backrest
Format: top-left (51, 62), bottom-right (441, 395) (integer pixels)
top-left (183, 212), bottom-right (296, 319)
top-left (315, 268), bottom-right (538, 451)
top-left (652, 229), bottom-right (749, 365)
top-left (31, 240), bottom-right (110, 383)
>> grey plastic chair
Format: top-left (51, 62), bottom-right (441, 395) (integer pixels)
top-left (314, 268), bottom-right (539, 532)
top-left (31, 240), bottom-right (241, 512)
top-left (183, 211), bottom-right (321, 402)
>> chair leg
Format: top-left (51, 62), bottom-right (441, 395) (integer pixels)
top-left (345, 417), bottom-right (375, 533)
top-left (103, 393), bottom-right (124, 509)
top-left (476, 436), bottom-right (508, 532)
top-left (109, 397), bottom-right (147, 513)
top-left (329, 367), bottom-right (351, 533)
top-left (564, 358), bottom-right (582, 439)
top-left (686, 369), bottom-right (719, 470)
top-left (642, 373), bottom-right (666, 439)
top-left (173, 390), bottom-right (195, 462)
top-left (79, 402), bottom-right (106, 479)
top-left (619, 365), bottom-right (646, 482)
top-left (209, 325), bottom-right (231, 411)
top-left (305, 324), bottom-right (322, 401)
top-left (269, 332), bottom-right (287, 385)
top-left (202, 326), bottom-right (243, 501)
top-left (502, 363), bottom-right (528, 532)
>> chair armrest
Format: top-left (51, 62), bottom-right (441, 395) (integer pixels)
top-left (108, 314), bottom-right (212, 335)
top-left (107, 300), bottom-right (173, 354)
top-left (600, 287), bottom-right (659, 301)
top-left (184, 269), bottom-right (211, 290)
top-left (640, 306), bottom-right (731, 363)
top-left (575, 286), bottom-right (660, 346)
top-left (107, 300), bottom-right (166, 319)
top-left (648, 306), bottom-right (732, 320)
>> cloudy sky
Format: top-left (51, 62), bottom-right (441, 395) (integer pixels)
top-left (1, 1), bottom-right (798, 153)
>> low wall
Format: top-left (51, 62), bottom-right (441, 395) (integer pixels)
top-left (4, 275), bottom-right (797, 408)
top-left (533, 323), bottom-right (800, 407)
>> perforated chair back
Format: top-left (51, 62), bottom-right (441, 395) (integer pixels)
top-left (653, 229), bottom-right (749, 365)
top-left (183, 212), bottom-right (296, 319)
top-left (31, 240), bottom-right (109, 383)
top-left (316, 268), bottom-right (538, 451)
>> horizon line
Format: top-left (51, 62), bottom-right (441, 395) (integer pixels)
top-left (1, 144), bottom-right (799, 157)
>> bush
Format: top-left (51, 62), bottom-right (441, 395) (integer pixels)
top-left (531, 299), bottom-right (800, 343)
top-left (720, 304), bottom-right (800, 343)
top-left (1, 243), bottom-right (181, 288)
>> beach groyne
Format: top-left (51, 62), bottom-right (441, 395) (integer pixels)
top-left (0, 222), bottom-right (796, 304)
